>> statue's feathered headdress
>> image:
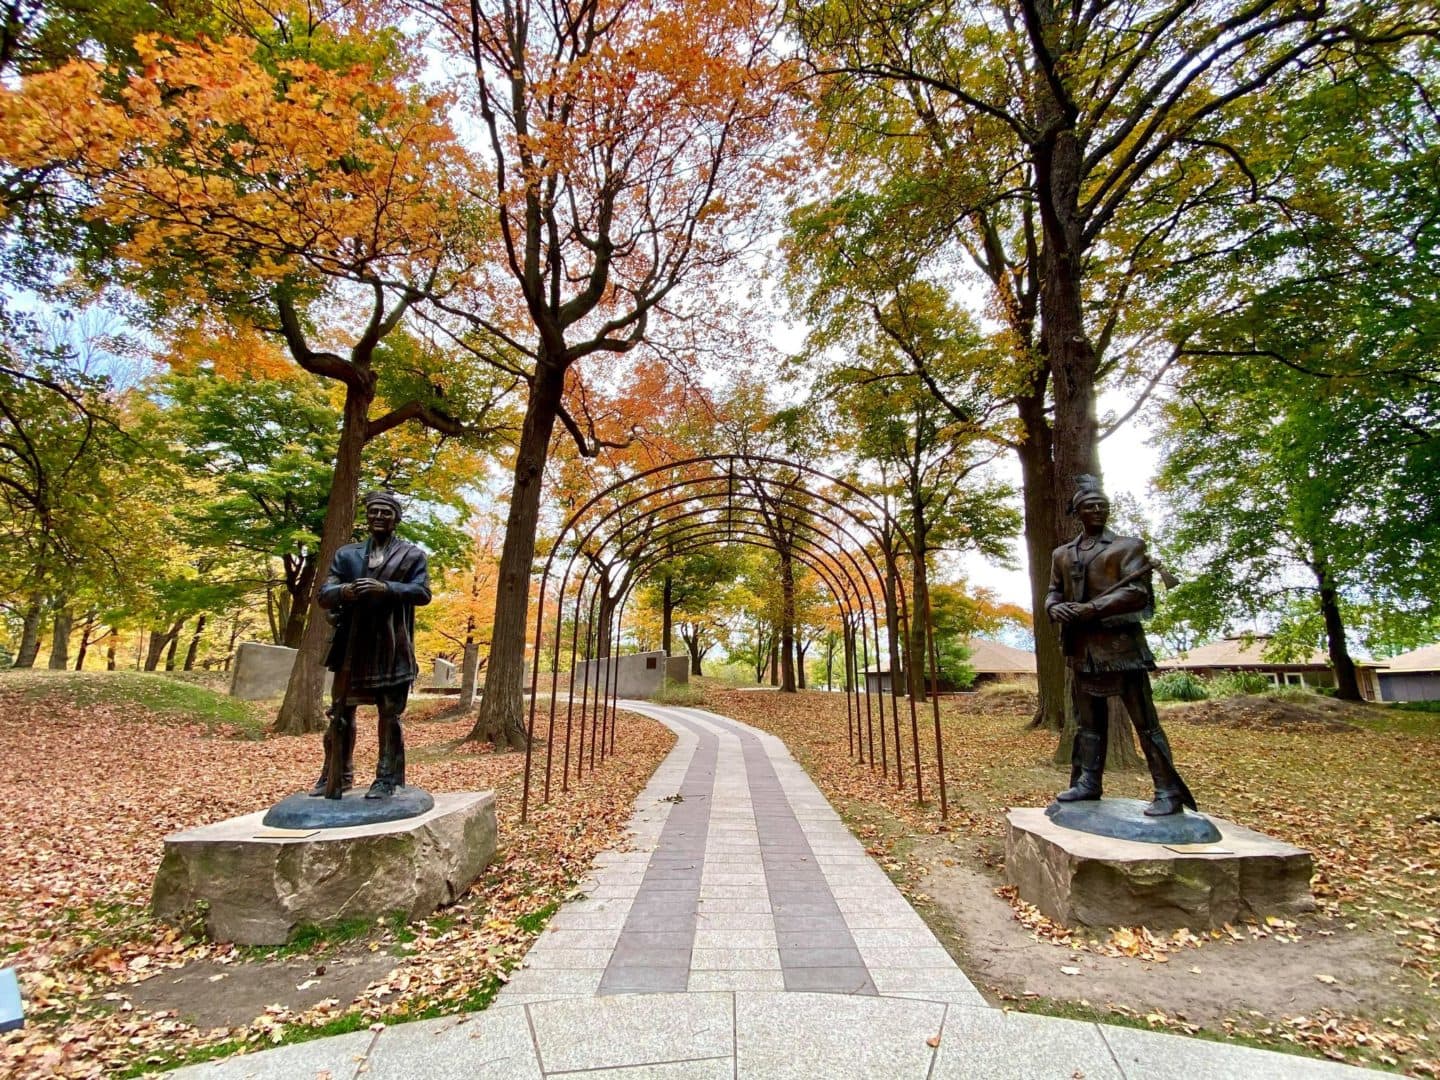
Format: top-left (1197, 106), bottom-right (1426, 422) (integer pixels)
top-left (1069, 474), bottom-right (1108, 514)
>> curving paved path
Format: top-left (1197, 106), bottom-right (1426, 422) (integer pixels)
top-left (176, 703), bottom-right (1377, 1079)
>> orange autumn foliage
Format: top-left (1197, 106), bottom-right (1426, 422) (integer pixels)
top-left (0, 28), bottom-right (478, 302)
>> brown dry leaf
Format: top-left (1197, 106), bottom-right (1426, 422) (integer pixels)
top-left (0, 679), bottom-right (674, 1079)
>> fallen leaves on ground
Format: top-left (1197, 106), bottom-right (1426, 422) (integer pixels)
top-left (0, 672), bottom-right (673, 1078)
top-left (701, 681), bottom-right (1439, 1076)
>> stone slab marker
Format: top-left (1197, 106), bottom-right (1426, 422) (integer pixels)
top-left (431, 657), bottom-right (457, 688)
top-left (153, 792), bottom-right (497, 944)
top-left (228, 641), bottom-right (333, 700)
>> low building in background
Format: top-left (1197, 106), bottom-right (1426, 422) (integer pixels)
top-left (1373, 643), bottom-right (1440, 703)
top-left (1155, 635), bottom-right (1383, 701)
top-left (865, 637), bottom-right (1037, 695)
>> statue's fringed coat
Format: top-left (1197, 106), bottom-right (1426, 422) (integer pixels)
top-left (319, 539), bottom-right (431, 692)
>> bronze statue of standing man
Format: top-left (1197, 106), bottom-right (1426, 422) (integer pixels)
top-left (1046, 475), bottom-right (1196, 816)
top-left (311, 491), bottom-right (431, 800)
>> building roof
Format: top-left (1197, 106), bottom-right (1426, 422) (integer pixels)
top-left (1160, 635), bottom-right (1332, 670)
top-left (1376, 642), bottom-right (1440, 673)
top-left (965, 637), bottom-right (1037, 675)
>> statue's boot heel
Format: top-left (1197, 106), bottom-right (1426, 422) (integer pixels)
top-left (1056, 730), bottom-right (1104, 802)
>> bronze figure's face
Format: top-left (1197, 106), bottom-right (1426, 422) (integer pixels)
top-left (366, 501), bottom-right (398, 539)
top-left (1076, 494), bottom-right (1109, 531)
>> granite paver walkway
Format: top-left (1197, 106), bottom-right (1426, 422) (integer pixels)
top-left (176, 702), bottom-right (1379, 1079)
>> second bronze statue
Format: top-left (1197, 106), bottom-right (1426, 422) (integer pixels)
top-left (311, 490), bottom-right (432, 800)
top-left (1046, 475), bottom-right (1196, 817)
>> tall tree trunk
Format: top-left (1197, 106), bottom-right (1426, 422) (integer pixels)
top-left (105, 633), bottom-right (117, 671)
top-left (796, 641), bottom-right (808, 690)
top-left (15, 597), bottom-right (43, 668)
top-left (165, 620), bottom-right (183, 670)
top-left (1314, 559), bottom-right (1362, 701)
top-left (594, 590), bottom-right (617, 662)
top-left (225, 615), bottom-right (244, 671)
top-left (280, 557), bottom-right (314, 648)
top-left (275, 383), bottom-right (371, 735)
top-left (472, 359), bottom-right (566, 749)
top-left (145, 619), bottom-right (184, 671)
top-left (47, 605), bottom-right (73, 670)
top-left (779, 552), bottom-right (797, 692)
top-left (687, 636), bottom-right (704, 677)
top-left (266, 584), bottom-right (281, 644)
top-left (908, 529), bottom-right (931, 702)
top-left (769, 634), bottom-right (779, 686)
top-left (1017, 397), bottom-right (1066, 728)
top-left (184, 614), bottom-right (207, 671)
top-left (1036, 114), bottom-right (1104, 744)
top-left (74, 613), bottom-right (99, 670)
top-left (458, 638), bottom-right (480, 710)
top-left (661, 574), bottom-right (674, 656)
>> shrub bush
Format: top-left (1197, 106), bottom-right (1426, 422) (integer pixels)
top-left (653, 680), bottom-right (705, 706)
top-left (1208, 671), bottom-right (1274, 697)
top-left (1152, 671), bottom-right (1209, 701)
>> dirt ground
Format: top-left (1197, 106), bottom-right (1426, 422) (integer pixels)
top-left (909, 834), bottom-right (1430, 1028)
top-left (124, 952), bottom-right (400, 1031)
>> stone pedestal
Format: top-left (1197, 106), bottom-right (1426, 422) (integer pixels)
top-left (1005, 805), bottom-right (1313, 930)
top-left (153, 791), bottom-right (497, 945)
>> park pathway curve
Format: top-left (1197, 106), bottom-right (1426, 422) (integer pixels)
top-left (177, 703), bottom-right (1377, 1079)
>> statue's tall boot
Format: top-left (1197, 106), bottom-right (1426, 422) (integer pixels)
top-left (1056, 729), bottom-right (1104, 802)
top-left (1137, 725), bottom-right (1197, 816)
top-left (310, 710), bottom-right (357, 796)
top-left (366, 712), bottom-right (402, 799)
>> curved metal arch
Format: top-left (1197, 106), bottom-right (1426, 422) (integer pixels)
top-left (607, 531), bottom-right (874, 759)
top-left (534, 484), bottom-right (889, 798)
top-left (556, 509), bottom-right (885, 777)
top-left (543, 486), bottom-right (901, 781)
top-left (521, 455), bottom-right (946, 822)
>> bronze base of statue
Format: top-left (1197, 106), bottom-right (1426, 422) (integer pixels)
top-left (263, 787), bottom-right (436, 830)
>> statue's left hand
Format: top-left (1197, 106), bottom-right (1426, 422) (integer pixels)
top-left (351, 578), bottom-right (389, 598)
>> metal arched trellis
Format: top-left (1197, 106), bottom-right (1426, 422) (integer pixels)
top-left (519, 455), bottom-right (947, 823)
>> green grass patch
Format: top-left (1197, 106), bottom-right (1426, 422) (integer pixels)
top-left (1389, 699), bottom-right (1440, 713)
top-left (0, 670), bottom-right (266, 737)
top-left (515, 901), bottom-right (560, 935)
top-left (115, 1012), bottom-right (373, 1077)
top-left (236, 916), bottom-right (377, 961)
top-left (1347, 705), bottom-right (1440, 738)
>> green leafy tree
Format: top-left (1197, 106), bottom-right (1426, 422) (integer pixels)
top-left (1156, 364), bottom-right (1437, 700)
top-left (809, 288), bottom-right (1020, 698)
top-left (785, 0), bottom-right (1436, 725)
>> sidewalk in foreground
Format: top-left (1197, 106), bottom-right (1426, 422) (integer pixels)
top-left (172, 703), bottom-right (1377, 1079)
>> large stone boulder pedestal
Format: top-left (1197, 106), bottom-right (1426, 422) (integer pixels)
top-left (1005, 802), bottom-right (1314, 930)
top-left (153, 791), bottom-right (496, 945)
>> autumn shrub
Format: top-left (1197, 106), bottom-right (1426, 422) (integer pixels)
top-left (1207, 671), bottom-right (1273, 697)
top-left (1151, 671), bottom-right (1209, 701)
top-left (653, 680), bottom-right (705, 706)
top-left (1266, 683), bottom-right (1319, 703)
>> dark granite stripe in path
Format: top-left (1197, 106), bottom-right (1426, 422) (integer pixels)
top-left (597, 717), bottom-right (718, 994)
top-left (733, 720), bottom-right (877, 994)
